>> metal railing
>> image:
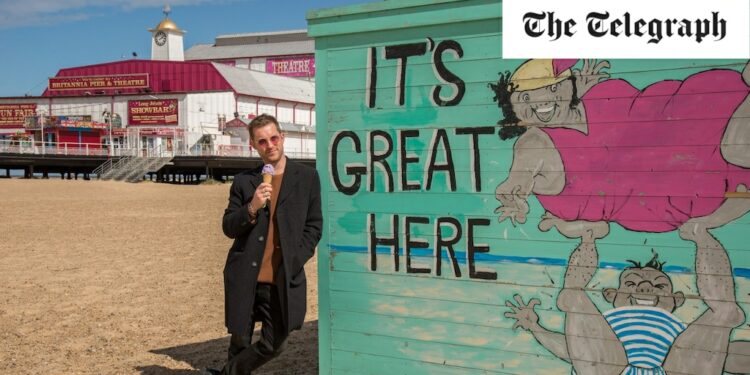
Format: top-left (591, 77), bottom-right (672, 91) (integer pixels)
top-left (0, 140), bottom-right (315, 159)
top-left (0, 140), bottom-right (113, 157)
top-left (182, 144), bottom-right (315, 159)
top-left (99, 156), bottom-right (135, 180)
top-left (92, 158), bottom-right (114, 176)
top-left (98, 145), bottom-right (169, 181)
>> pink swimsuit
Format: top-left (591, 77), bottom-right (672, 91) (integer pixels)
top-left (536, 70), bottom-right (750, 232)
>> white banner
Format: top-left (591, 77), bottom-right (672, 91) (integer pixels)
top-left (502, 0), bottom-right (750, 58)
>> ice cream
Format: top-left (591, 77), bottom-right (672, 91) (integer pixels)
top-left (261, 164), bottom-right (274, 207)
top-left (262, 164), bottom-right (274, 184)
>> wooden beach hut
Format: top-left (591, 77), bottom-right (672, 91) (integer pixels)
top-left (308, 1), bottom-right (750, 374)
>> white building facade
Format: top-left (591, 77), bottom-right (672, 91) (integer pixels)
top-left (0, 13), bottom-right (316, 159)
top-left (185, 29), bottom-right (315, 80)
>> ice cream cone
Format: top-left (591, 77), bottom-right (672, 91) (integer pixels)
top-left (261, 164), bottom-right (275, 208)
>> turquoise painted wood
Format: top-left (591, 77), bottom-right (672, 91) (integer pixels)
top-left (309, 1), bottom-right (750, 374)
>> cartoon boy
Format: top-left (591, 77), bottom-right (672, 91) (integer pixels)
top-left (506, 250), bottom-right (750, 375)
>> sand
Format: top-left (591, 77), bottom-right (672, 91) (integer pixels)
top-left (0, 179), bottom-right (318, 375)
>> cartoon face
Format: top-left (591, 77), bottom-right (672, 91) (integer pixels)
top-left (603, 267), bottom-right (686, 312)
top-left (509, 79), bottom-right (576, 127)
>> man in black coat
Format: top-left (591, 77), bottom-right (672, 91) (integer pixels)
top-left (212, 114), bottom-right (322, 375)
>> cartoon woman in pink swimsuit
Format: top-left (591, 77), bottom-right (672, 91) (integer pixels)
top-left (491, 59), bottom-right (750, 375)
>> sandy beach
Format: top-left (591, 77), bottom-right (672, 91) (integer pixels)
top-left (0, 179), bottom-right (318, 375)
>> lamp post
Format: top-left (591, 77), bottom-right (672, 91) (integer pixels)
top-left (109, 114), bottom-right (113, 157)
top-left (103, 110), bottom-right (114, 157)
top-left (38, 109), bottom-right (46, 155)
top-left (300, 125), bottom-right (305, 158)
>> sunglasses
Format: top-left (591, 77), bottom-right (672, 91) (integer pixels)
top-left (256, 135), bottom-right (281, 148)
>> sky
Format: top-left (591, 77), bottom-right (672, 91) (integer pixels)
top-left (0, 0), bottom-right (364, 97)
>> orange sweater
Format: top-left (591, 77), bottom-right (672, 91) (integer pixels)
top-left (257, 173), bottom-right (284, 284)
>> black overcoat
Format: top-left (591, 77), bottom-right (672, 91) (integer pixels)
top-left (221, 158), bottom-right (322, 334)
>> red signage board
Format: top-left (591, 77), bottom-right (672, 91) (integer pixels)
top-left (49, 74), bottom-right (149, 91)
top-left (128, 99), bottom-right (178, 126)
top-left (0, 103), bottom-right (36, 128)
top-left (51, 116), bottom-right (107, 129)
top-left (266, 56), bottom-right (315, 77)
top-left (137, 127), bottom-right (185, 136)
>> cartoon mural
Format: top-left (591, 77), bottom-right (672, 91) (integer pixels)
top-left (492, 59), bottom-right (750, 375)
top-left (310, 2), bottom-right (750, 373)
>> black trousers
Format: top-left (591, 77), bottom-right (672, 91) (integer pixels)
top-left (222, 283), bottom-right (288, 375)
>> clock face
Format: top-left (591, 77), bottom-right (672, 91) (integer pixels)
top-left (154, 31), bottom-right (167, 46)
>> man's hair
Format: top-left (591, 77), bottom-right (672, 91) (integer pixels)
top-left (489, 72), bottom-right (580, 141)
top-left (248, 114), bottom-right (281, 140)
top-left (625, 250), bottom-right (666, 271)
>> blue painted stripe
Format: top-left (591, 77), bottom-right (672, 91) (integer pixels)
top-left (605, 309), bottom-right (685, 329)
top-left (626, 367), bottom-right (665, 375)
top-left (610, 320), bottom-right (681, 338)
top-left (629, 356), bottom-right (662, 368)
top-left (329, 244), bottom-right (750, 276)
top-left (628, 348), bottom-right (668, 359)
top-left (629, 361), bottom-right (660, 369)
top-left (625, 367), bottom-right (665, 375)
top-left (605, 308), bottom-right (683, 323)
top-left (330, 245), bottom-right (567, 266)
top-left (616, 329), bottom-right (673, 347)
top-left (610, 320), bottom-right (682, 338)
top-left (618, 338), bottom-right (670, 351)
top-left (735, 268), bottom-right (750, 278)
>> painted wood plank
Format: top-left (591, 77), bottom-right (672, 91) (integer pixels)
top-left (327, 103), bottom-right (500, 128)
top-left (329, 309), bottom-right (619, 363)
top-left (308, 0), bottom-right (464, 21)
top-left (331, 349), bottom-right (504, 375)
top-left (308, 0), bottom-right (501, 38)
top-left (327, 82), bottom-right (501, 113)
top-left (323, 30), bottom-right (502, 72)
top-left (331, 329), bottom-right (568, 374)
top-left (328, 265), bottom-right (750, 314)
top-left (329, 289), bottom-right (565, 329)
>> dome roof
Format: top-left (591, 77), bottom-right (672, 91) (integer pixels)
top-left (155, 18), bottom-right (181, 31)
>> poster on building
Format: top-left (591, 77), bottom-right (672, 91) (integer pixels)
top-left (0, 103), bottom-right (36, 128)
top-left (127, 99), bottom-right (178, 125)
top-left (49, 74), bottom-right (149, 91)
top-left (44, 115), bottom-right (106, 129)
top-left (266, 56), bottom-right (315, 77)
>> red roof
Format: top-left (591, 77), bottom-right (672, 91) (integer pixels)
top-left (225, 118), bottom-right (250, 128)
top-left (42, 60), bottom-right (233, 97)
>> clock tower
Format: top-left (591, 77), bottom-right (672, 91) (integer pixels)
top-left (149, 5), bottom-right (185, 61)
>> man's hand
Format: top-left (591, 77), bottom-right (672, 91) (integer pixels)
top-left (504, 294), bottom-right (541, 331)
top-left (495, 184), bottom-right (530, 226)
top-left (251, 182), bottom-right (272, 211)
top-left (573, 59), bottom-right (610, 97)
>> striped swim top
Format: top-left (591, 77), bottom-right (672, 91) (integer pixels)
top-left (603, 306), bottom-right (686, 375)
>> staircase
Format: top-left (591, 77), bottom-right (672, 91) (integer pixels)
top-left (98, 156), bottom-right (134, 180)
top-left (97, 156), bottom-right (173, 182)
top-left (122, 156), bottom-right (173, 182)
